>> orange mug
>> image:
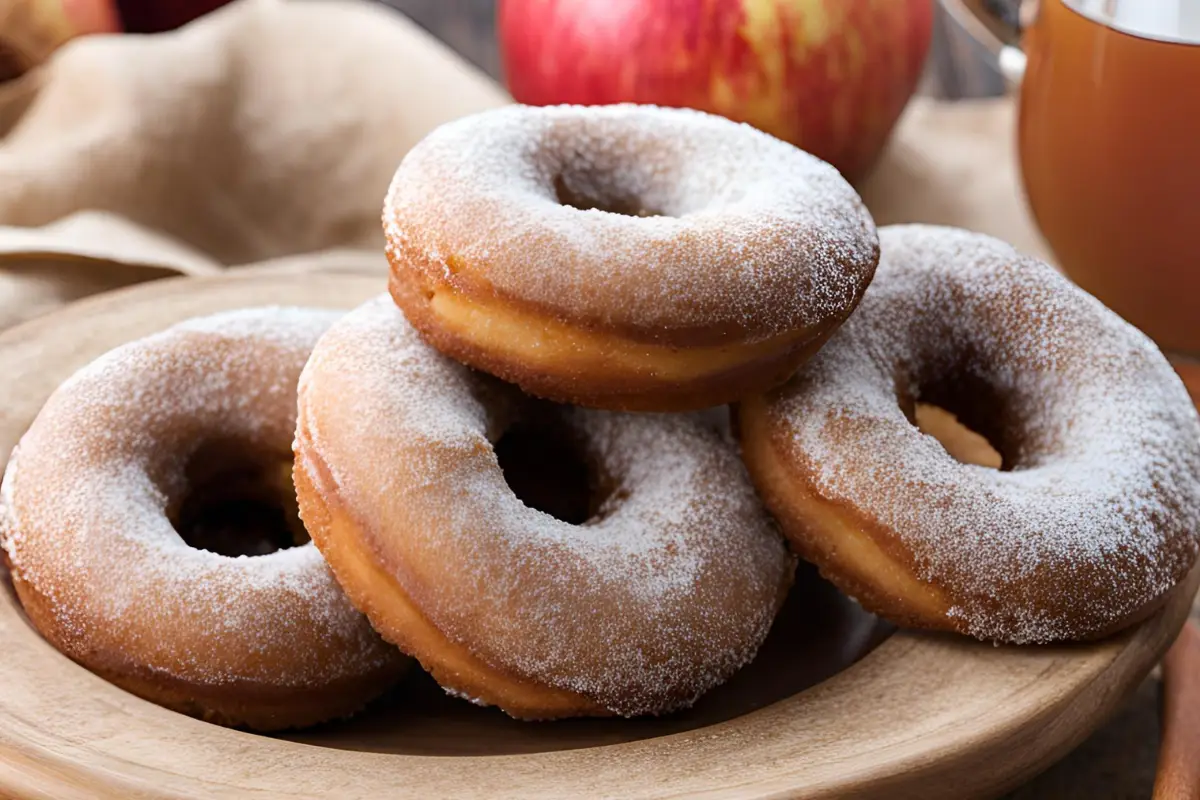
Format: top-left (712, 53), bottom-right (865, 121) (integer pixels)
top-left (942, 0), bottom-right (1200, 356)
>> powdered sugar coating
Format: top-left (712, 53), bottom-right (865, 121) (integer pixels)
top-left (759, 225), bottom-right (1200, 643)
top-left (296, 296), bottom-right (793, 715)
top-left (0, 307), bottom-right (401, 690)
top-left (383, 104), bottom-right (878, 342)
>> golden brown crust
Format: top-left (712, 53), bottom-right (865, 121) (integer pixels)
top-left (742, 397), bottom-right (1181, 643)
top-left (0, 310), bottom-right (408, 730)
top-left (387, 263), bottom-right (853, 412)
top-left (382, 104), bottom-right (879, 412)
top-left (737, 225), bottom-right (1200, 644)
top-left (293, 429), bottom-right (606, 720)
top-left (294, 296), bottom-right (794, 718)
top-left (738, 396), bottom-right (956, 634)
top-left (10, 555), bottom-right (404, 731)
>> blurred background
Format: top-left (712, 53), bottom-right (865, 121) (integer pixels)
top-left (67, 0), bottom-right (1011, 99)
top-left (383, 0), bottom-right (1010, 99)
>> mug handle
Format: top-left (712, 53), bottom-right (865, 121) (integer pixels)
top-left (938, 0), bottom-right (1030, 84)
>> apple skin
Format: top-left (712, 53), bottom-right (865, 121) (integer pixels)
top-left (0, 0), bottom-right (120, 80)
top-left (499, 0), bottom-right (933, 183)
top-left (61, 0), bottom-right (122, 35)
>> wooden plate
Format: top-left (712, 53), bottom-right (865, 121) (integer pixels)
top-left (0, 273), bottom-right (1195, 799)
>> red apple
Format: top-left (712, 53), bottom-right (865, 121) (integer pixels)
top-left (499, 0), bottom-right (933, 183)
top-left (61, 0), bottom-right (122, 35)
top-left (1, 0), bottom-right (120, 79)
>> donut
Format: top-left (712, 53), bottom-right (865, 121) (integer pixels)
top-left (293, 296), bottom-right (794, 718)
top-left (738, 225), bottom-right (1200, 644)
top-left (0, 309), bottom-right (407, 730)
top-left (383, 104), bottom-right (879, 412)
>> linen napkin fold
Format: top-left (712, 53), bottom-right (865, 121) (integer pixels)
top-left (0, 0), bottom-right (504, 318)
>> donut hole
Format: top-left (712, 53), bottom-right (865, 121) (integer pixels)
top-left (171, 438), bottom-right (309, 557)
top-left (913, 404), bottom-right (1004, 469)
top-left (912, 366), bottom-right (1030, 470)
top-left (494, 420), bottom-right (613, 525)
top-left (552, 174), bottom-right (663, 218)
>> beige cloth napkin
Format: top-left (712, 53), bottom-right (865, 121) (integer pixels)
top-left (0, 1), bottom-right (1183, 796)
top-left (0, 0), bottom-right (506, 326)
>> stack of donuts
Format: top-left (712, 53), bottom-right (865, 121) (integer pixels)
top-left (3, 105), bottom-right (1199, 731)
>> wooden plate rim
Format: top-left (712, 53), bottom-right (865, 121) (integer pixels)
top-left (0, 272), bottom-right (1193, 799)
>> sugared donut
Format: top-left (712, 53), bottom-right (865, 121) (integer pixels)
top-left (738, 225), bottom-right (1200, 644)
top-left (0, 309), bottom-right (407, 730)
top-left (383, 104), bottom-right (879, 412)
top-left (294, 296), bottom-right (794, 718)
